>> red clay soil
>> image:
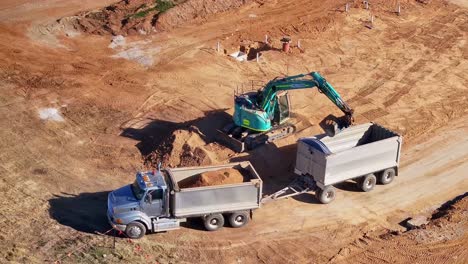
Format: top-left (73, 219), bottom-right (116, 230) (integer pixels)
top-left (70, 0), bottom-right (157, 35)
top-left (156, 0), bottom-right (255, 30)
top-left (144, 127), bottom-right (211, 168)
top-left (178, 168), bottom-right (245, 188)
top-left (68, 0), bottom-right (256, 35)
top-left (331, 194), bottom-right (468, 263)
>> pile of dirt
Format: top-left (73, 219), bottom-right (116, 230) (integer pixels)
top-left (145, 126), bottom-right (214, 168)
top-left (155, 0), bottom-right (254, 31)
top-left (178, 168), bottom-right (245, 188)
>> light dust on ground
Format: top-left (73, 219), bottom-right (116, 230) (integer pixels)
top-left (0, 0), bottom-right (467, 263)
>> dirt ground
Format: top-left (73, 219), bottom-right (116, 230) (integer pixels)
top-left (0, 0), bottom-right (467, 263)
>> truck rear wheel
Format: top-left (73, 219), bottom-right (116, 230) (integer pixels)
top-left (358, 174), bottom-right (376, 192)
top-left (203, 214), bottom-right (225, 231)
top-left (378, 168), bottom-right (396, 185)
top-left (315, 186), bottom-right (336, 204)
top-left (229, 211), bottom-right (250, 228)
top-left (125, 221), bottom-right (146, 239)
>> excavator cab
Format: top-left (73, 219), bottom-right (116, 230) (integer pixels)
top-left (273, 91), bottom-right (291, 125)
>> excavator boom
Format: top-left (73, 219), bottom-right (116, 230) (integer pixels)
top-left (259, 72), bottom-right (354, 125)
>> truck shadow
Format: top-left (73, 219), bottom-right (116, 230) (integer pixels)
top-left (334, 181), bottom-right (362, 192)
top-left (48, 191), bottom-right (111, 234)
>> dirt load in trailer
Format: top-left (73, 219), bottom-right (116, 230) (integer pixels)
top-left (295, 123), bottom-right (402, 203)
top-left (165, 162), bottom-right (263, 218)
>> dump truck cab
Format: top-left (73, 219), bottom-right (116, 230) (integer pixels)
top-left (107, 171), bottom-right (176, 238)
top-left (107, 162), bottom-right (263, 239)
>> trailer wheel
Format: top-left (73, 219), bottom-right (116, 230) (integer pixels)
top-left (315, 186), bottom-right (336, 204)
top-left (378, 168), bottom-right (396, 185)
top-left (358, 174), bottom-right (377, 192)
top-left (203, 214), bottom-right (225, 231)
top-left (125, 221), bottom-right (146, 239)
top-left (229, 211), bottom-right (250, 228)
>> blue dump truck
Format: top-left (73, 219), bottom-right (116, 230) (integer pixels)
top-left (107, 162), bottom-right (263, 239)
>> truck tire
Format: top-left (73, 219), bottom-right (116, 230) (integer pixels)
top-left (378, 168), bottom-right (396, 185)
top-left (125, 221), bottom-right (146, 239)
top-left (315, 186), bottom-right (336, 204)
top-left (228, 211), bottom-right (250, 228)
top-left (203, 214), bottom-right (225, 231)
top-left (358, 174), bottom-right (377, 192)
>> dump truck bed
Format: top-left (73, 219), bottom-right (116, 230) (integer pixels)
top-left (295, 123), bottom-right (402, 186)
top-left (165, 162), bottom-right (263, 218)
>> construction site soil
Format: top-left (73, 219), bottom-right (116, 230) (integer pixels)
top-left (0, 0), bottom-right (467, 263)
top-left (177, 168), bottom-right (245, 188)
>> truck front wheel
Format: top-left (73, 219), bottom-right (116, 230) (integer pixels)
top-left (358, 174), bottom-right (377, 192)
top-left (203, 214), bottom-right (225, 231)
top-left (229, 211), bottom-right (250, 228)
top-left (125, 221), bottom-right (146, 239)
top-left (378, 168), bottom-right (395, 185)
top-left (316, 186), bottom-right (336, 204)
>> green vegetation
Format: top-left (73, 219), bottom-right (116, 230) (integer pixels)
top-left (156, 0), bottom-right (175, 13)
top-left (129, 0), bottom-right (175, 19)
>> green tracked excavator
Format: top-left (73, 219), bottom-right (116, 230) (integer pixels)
top-left (217, 72), bottom-right (354, 152)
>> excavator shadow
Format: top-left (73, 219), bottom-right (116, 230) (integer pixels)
top-left (119, 109), bottom-right (231, 157)
top-left (229, 142), bottom-right (319, 204)
top-left (229, 143), bottom-right (297, 194)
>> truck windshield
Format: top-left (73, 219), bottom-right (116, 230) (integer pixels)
top-left (131, 180), bottom-right (145, 200)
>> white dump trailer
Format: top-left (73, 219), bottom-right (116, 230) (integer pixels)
top-left (295, 122), bottom-right (402, 203)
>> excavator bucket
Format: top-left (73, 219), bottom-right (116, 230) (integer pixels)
top-left (216, 129), bottom-right (246, 153)
top-left (320, 114), bottom-right (352, 137)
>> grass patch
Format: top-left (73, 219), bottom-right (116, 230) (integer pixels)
top-left (129, 1), bottom-right (175, 19)
top-left (156, 0), bottom-right (175, 13)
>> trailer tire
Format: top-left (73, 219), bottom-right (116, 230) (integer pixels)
top-left (125, 221), bottom-right (146, 239)
top-left (358, 174), bottom-right (377, 192)
top-left (316, 186), bottom-right (336, 204)
top-left (203, 214), bottom-right (225, 231)
top-left (378, 168), bottom-right (396, 185)
top-left (229, 211), bottom-right (250, 228)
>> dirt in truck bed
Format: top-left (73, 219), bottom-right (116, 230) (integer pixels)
top-left (177, 168), bottom-right (247, 188)
top-left (0, 0), bottom-right (467, 263)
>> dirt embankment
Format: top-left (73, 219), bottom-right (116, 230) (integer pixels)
top-left (331, 193), bottom-right (468, 263)
top-left (66, 0), bottom-right (255, 35)
top-left (156, 0), bottom-right (254, 30)
top-left (69, 0), bottom-right (160, 35)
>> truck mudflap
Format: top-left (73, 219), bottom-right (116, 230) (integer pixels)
top-left (216, 129), bottom-right (245, 153)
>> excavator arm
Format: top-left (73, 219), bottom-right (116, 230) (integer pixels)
top-left (310, 72), bottom-right (354, 126)
top-left (259, 72), bottom-right (354, 128)
top-left (218, 71), bottom-right (355, 152)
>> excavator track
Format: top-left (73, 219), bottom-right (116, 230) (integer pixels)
top-left (216, 123), bottom-right (296, 152)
